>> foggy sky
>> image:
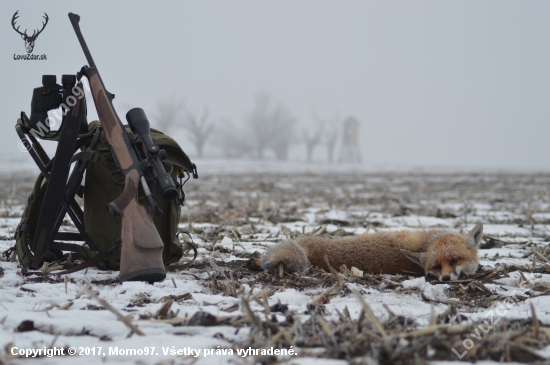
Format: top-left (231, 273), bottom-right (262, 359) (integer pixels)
top-left (1, 1), bottom-right (550, 171)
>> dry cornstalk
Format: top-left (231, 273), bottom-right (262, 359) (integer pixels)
top-left (240, 295), bottom-right (261, 329)
top-left (155, 299), bottom-right (174, 318)
top-left (313, 225), bottom-right (327, 236)
top-left (82, 286), bottom-right (144, 336)
top-left (311, 283), bottom-right (339, 305)
top-left (531, 303), bottom-right (540, 338)
top-left (352, 289), bottom-right (387, 338)
top-left (532, 249), bottom-right (550, 263)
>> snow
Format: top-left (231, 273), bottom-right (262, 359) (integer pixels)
top-left (1, 164), bottom-right (550, 364)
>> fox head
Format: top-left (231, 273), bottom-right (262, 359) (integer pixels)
top-left (400, 222), bottom-right (483, 281)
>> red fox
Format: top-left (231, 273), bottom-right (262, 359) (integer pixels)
top-left (253, 222), bottom-right (483, 281)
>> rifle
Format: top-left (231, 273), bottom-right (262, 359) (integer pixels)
top-left (68, 12), bottom-right (178, 282)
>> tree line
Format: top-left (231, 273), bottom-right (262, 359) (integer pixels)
top-left (153, 92), bottom-right (358, 163)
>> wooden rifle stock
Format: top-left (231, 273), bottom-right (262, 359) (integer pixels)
top-left (86, 69), bottom-right (165, 283)
top-left (70, 13), bottom-right (166, 282)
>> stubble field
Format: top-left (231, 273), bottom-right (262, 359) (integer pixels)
top-left (1, 164), bottom-right (550, 364)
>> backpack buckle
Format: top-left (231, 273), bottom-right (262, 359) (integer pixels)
top-left (2, 247), bottom-right (15, 261)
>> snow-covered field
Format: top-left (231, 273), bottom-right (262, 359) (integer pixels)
top-left (1, 161), bottom-right (550, 364)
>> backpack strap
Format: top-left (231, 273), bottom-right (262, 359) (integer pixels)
top-left (179, 231), bottom-right (198, 261)
top-left (21, 240), bottom-right (120, 277)
top-left (164, 233), bottom-right (198, 272)
top-left (70, 150), bottom-right (100, 164)
top-left (51, 242), bottom-right (94, 259)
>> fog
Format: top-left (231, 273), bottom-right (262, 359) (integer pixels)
top-left (2, 1), bottom-right (550, 171)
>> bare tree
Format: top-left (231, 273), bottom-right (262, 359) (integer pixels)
top-left (182, 107), bottom-right (214, 158)
top-left (248, 93), bottom-right (272, 158)
top-left (216, 118), bottom-right (253, 158)
top-left (310, 112), bottom-right (339, 163)
top-left (248, 93), bottom-right (295, 160)
top-left (153, 95), bottom-right (185, 134)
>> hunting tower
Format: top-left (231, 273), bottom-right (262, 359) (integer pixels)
top-left (338, 116), bottom-right (362, 163)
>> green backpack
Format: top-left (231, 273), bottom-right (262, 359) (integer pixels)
top-left (11, 120), bottom-right (195, 271)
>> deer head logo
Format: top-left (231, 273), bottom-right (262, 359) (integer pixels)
top-left (12, 11), bottom-right (49, 54)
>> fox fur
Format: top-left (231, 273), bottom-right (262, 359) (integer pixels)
top-left (259, 222), bottom-right (483, 281)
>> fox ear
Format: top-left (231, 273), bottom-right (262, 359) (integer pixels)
top-left (466, 222), bottom-right (483, 249)
top-left (400, 250), bottom-right (426, 267)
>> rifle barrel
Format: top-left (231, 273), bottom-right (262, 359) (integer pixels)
top-left (68, 13), bottom-right (97, 69)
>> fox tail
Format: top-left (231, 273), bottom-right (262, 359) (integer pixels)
top-left (261, 240), bottom-right (310, 273)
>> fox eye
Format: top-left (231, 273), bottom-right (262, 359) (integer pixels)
top-left (432, 264), bottom-right (442, 270)
top-left (450, 258), bottom-right (459, 265)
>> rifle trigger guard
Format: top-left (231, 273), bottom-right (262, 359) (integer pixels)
top-left (110, 169), bottom-right (125, 186)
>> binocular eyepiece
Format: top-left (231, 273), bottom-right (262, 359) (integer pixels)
top-left (29, 75), bottom-right (62, 130)
top-left (126, 108), bottom-right (178, 201)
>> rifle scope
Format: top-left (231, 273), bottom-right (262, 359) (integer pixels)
top-left (126, 108), bottom-right (178, 200)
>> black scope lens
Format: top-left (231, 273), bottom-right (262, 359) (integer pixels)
top-left (126, 108), bottom-right (150, 137)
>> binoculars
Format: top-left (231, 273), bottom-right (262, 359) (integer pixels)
top-left (29, 74), bottom-right (88, 134)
